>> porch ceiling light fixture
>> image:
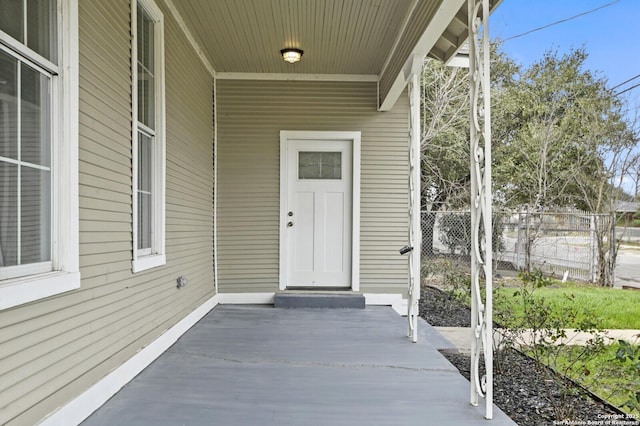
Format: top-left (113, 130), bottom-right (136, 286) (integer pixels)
top-left (280, 48), bottom-right (303, 64)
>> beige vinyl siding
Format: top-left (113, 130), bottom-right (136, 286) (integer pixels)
top-left (217, 80), bottom-right (409, 294)
top-left (0, 0), bottom-right (215, 424)
top-left (379, 1), bottom-right (439, 105)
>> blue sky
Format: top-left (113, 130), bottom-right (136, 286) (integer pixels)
top-left (490, 0), bottom-right (640, 112)
top-left (490, 0), bottom-right (640, 194)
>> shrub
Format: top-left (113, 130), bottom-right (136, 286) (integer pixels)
top-left (438, 212), bottom-right (506, 256)
top-left (494, 270), bottom-right (610, 419)
top-left (613, 339), bottom-right (640, 414)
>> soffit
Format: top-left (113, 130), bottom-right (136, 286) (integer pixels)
top-left (430, 8), bottom-right (469, 63)
top-left (430, 0), bottom-right (503, 64)
top-left (169, 1), bottom-right (503, 77)
top-left (171, 0), bottom-right (416, 75)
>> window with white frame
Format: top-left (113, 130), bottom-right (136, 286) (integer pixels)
top-left (0, 0), bottom-right (80, 310)
top-left (132, 0), bottom-right (165, 272)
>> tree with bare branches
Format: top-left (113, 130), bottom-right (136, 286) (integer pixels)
top-left (493, 48), bottom-right (639, 285)
top-left (419, 51), bottom-right (518, 255)
top-left (419, 58), bottom-right (469, 255)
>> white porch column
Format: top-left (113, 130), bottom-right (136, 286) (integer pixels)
top-left (468, 0), bottom-right (493, 419)
top-left (407, 57), bottom-right (422, 343)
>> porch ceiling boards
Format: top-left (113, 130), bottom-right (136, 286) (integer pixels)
top-left (171, 0), bottom-right (413, 75)
top-left (169, 0), bottom-right (472, 75)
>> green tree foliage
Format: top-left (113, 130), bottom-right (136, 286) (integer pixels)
top-left (493, 48), bottom-right (637, 212)
top-left (420, 49), bottom-right (519, 211)
top-left (491, 48), bottom-right (639, 286)
top-left (420, 47), bottom-right (638, 285)
top-left (421, 46), bottom-right (637, 213)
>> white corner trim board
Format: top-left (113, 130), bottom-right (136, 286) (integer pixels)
top-left (363, 293), bottom-right (407, 315)
top-left (218, 292), bottom-right (276, 304)
top-left (39, 294), bottom-right (220, 426)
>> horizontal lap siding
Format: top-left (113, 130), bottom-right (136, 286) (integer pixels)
top-left (0, 1), bottom-right (215, 424)
top-left (164, 0), bottom-right (214, 293)
top-left (217, 80), bottom-right (408, 294)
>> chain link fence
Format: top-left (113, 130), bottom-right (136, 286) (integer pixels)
top-left (421, 209), bottom-right (614, 284)
top-left (617, 226), bottom-right (640, 243)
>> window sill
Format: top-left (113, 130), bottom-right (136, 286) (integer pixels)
top-left (132, 254), bottom-right (166, 273)
top-left (0, 270), bottom-right (81, 311)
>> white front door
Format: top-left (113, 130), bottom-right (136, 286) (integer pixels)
top-left (282, 138), bottom-right (353, 288)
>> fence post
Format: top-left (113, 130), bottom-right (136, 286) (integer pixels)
top-left (589, 214), bottom-right (597, 283)
top-left (610, 212), bottom-right (616, 286)
top-left (516, 210), bottom-right (525, 271)
top-left (525, 206), bottom-right (531, 272)
top-left (516, 211), bottom-right (521, 270)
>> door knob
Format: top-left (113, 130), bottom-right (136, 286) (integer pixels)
top-left (288, 211), bottom-right (294, 216)
top-left (287, 221), bottom-right (294, 227)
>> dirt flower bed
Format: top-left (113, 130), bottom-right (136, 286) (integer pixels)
top-left (421, 286), bottom-right (640, 426)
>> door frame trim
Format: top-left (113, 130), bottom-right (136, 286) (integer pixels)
top-left (279, 131), bottom-right (361, 291)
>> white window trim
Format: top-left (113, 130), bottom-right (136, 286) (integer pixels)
top-left (131, 0), bottom-right (166, 273)
top-left (0, 0), bottom-right (80, 311)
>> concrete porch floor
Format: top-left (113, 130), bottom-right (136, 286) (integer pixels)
top-left (82, 305), bottom-right (515, 425)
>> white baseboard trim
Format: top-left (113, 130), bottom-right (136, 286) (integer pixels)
top-left (40, 294), bottom-right (220, 426)
top-left (218, 292), bottom-right (275, 304)
top-left (218, 292), bottom-right (407, 314)
top-left (364, 293), bottom-right (407, 315)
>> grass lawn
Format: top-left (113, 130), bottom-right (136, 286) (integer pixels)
top-left (490, 278), bottom-right (640, 414)
top-left (495, 283), bottom-right (640, 329)
top-left (548, 343), bottom-right (640, 415)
